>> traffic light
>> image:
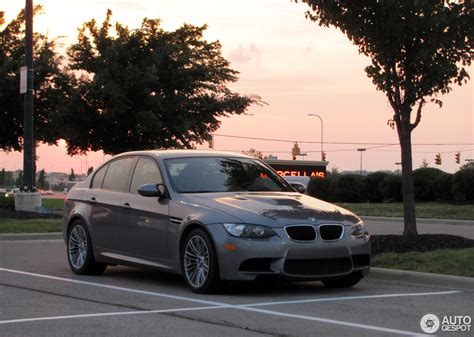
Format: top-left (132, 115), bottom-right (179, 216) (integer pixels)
top-left (292, 142), bottom-right (301, 160)
top-left (455, 152), bottom-right (461, 164)
top-left (435, 153), bottom-right (442, 165)
top-left (321, 151), bottom-right (326, 161)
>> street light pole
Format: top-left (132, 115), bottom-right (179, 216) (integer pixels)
top-left (307, 114), bottom-right (324, 161)
top-left (357, 148), bottom-right (366, 175)
top-left (23, 0), bottom-right (34, 191)
top-left (395, 162), bottom-right (402, 173)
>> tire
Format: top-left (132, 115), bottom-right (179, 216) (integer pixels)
top-left (67, 220), bottom-right (107, 275)
top-left (322, 272), bottom-right (363, 288)
top-left (182, 228), bottom-right (221, 293)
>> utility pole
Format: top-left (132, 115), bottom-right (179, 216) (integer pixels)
top-left (307, 114), bottom-right (324, 161)
top-left (23, 0), bottom-right (34, 191)
top-left (357, 148), bottom-right (366, 175)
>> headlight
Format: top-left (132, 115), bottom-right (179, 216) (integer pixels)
top-left (350, 221), bottom-right (370, 239)
top-left (223, 223), bottom-right (276, 239)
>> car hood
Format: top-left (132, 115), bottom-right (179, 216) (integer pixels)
top-left (180, 192), bottom-right (360, 227)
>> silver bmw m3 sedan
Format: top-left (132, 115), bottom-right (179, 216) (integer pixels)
top-left (63, 150), bottom-right (370, 293)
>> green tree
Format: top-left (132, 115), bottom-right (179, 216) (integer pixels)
top-left (243, 148), bottom-right (263, 159)
top-left (0, 168), bottom-right (5, 186)
top-left (69, 168), bottom-right (75, 182)
top-left (15, 171), bottom-right (23, 188)
top-left (37, 168), bottom-right (46, 189)
top-left (297, 0), bottom-right (472, 235)
top-left (4, 171), bottom-right (14, 187)
top-left (0, 7), bottom-right (71, 151)
top-left (61, 10), bottom-right (260, 155)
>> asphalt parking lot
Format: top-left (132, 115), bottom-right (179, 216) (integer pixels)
top-left (1, 239), bottom-right (473, 337)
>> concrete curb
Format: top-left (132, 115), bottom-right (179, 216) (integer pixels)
top-left (368, 267), bottom-right (474, 291)
top-left (362, 216), bottom-right (474, 226)
top-left (0, 232), bottom-right (62, 241)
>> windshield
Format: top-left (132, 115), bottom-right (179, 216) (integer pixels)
top-left (164, 157), bottom-right (293, 193)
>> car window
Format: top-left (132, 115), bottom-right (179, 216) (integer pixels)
top-left (164, 157), bottom-right (293, 193)
top-left (91, 164), bottom-right (108, 189)
top-left (102, 157), bottom-right (136, 192)
top-left (129, 157), bottom-right (163, 194)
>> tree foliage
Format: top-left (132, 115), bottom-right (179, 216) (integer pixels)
top-left (0, 7), bottom-right (71, 151)
top-left (69, 168), bottom-right (75, 182)
top-left (60, 10), bottom-right (259, 155)
top-left (37, 168), bottom-right (46, 189)
top-left (297, 0), bottom-right (472, 235)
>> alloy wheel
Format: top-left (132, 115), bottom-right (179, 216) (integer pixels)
top-left (68, 225), bottom-right (88, 269)
top-left (184, 235), bottom-right (210, 288)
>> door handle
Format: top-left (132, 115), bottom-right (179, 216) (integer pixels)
top-left (88, 197), bottom-right (97, 204)
top-left (121, 202), bottom-right (131, 209)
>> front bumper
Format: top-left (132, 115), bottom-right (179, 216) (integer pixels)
top-left (207, 224), bottom-right (371, 281)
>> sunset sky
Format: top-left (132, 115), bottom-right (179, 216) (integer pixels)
top-left (1, 0), bottom-right (472, 175)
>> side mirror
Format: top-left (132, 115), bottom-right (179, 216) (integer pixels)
top-left (290, 183), bottom-right (306, 194)
top-left (137, 183), bottom-right (166, 198)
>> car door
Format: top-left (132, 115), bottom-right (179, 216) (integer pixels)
top-left (118, 156), bottom-right (170, 259)
top-left (87, 157), bottom-right (136, 250)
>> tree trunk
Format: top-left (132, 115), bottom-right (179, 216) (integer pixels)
top-left (398, 123), bottom-right (418, 236)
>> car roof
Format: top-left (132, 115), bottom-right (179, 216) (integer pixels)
top-left (112, 149), bottom-right (253, 160)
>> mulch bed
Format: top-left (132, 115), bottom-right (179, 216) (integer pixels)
top-left (371, 234), bottom-right (474, 256)
top-left (0, 208), bottom-right (62, 219)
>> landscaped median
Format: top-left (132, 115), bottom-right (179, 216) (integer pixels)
top-left (371, 234), bottom-right (474, 278)
top-left (372, 248), bottom-right (474, 278)
top-left (337, 202), bottom-right (474, 221)
top-left (0, 218), bottom-right (61, 233)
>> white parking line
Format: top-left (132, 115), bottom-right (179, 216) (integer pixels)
top-left (241, 290), bottom-right (461, 307)
top-left (0, 267), bottom-right (226, 307)
top-left (0, 305), bottom-right (228, 325)
top-left (0, 267), bottom-right (455, 336)
top-left (239, 306), bottom-right (431, 337)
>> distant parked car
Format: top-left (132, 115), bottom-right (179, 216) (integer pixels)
top-left (283, 176), bottom-right (310, 188)
top-left (63, 150), bottom-right (370, 293)
top-left (5, 188), bottom-right (20, 198)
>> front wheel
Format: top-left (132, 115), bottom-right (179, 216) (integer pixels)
top-left (321, 272), bottom-right (363, 288)
top-left (67, 220), bottom-right (107, 275)
top-left (182, 229), bottom-right (221, 293)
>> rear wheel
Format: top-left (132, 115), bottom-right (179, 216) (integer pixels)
top-left (182, 229), bottom-right (221, 293)
top-left (322, 272), bottom-right (363, 288)
top-left (67, 220), bottom-right (107, 275)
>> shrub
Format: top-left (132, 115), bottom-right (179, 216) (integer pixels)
top-left (413, 167), bottom-right (445, 201)
top-left (381, 174), bottom-right (402, 202)
top-left (453, 168), bottom-right (474, 202)
top-left (331, 174), bottom-right (367, 203)
top-left (307, 176), bottom-right (331, 201)
top-left (366, 171), bottom-right (391, 202)
top-left (0, 196), bottom-right (14, 210)
top-left (433, 172), bottom-right (453, 201)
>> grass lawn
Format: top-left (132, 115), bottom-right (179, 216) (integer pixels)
top-left (42, 198), bottom-right (65, 211)
top-left (372, 248), bottom-right (474, 277)
top-left (0, 218), bottom-right (62, 233)
top-left (336, 202), bottom-right (474, 220)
